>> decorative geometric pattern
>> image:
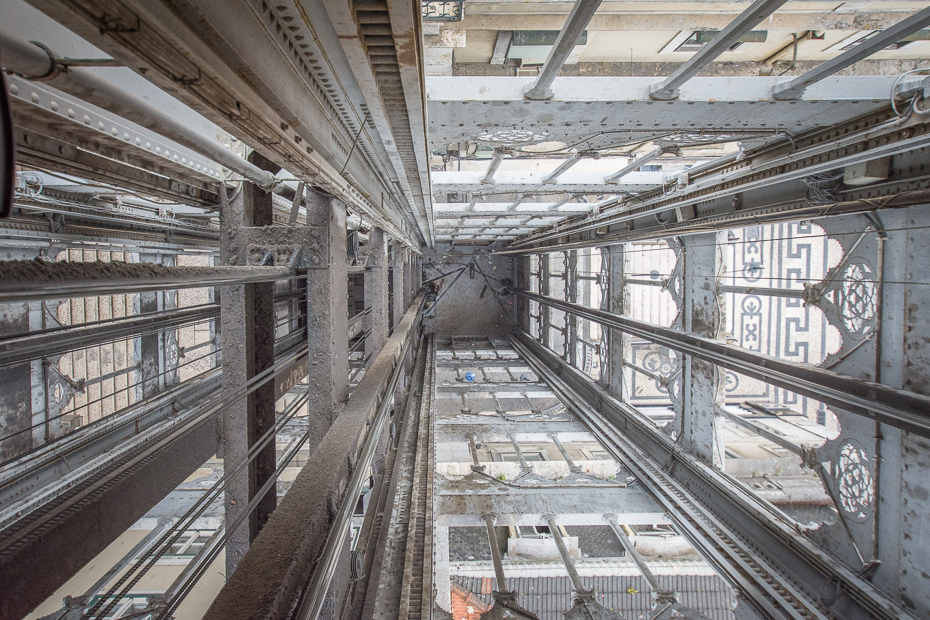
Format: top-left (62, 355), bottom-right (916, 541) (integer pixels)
top-left (838, 261), bottom-right (876, 335)
top-left (477, 130), bottom-right (550, 145)
top-left (835, 441), bottom-right (874, 522)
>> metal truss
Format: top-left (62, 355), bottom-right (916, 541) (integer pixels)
top-left (21, 0), bottom-right (426, 248)
top-left (506, 109), bottom-right (930, 252)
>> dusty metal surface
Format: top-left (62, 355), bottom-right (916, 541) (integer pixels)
top-left (422, 246), bottom-right (515, 335)
top-left (202, 294), bottom-right (423, 620)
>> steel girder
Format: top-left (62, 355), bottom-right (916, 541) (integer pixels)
top-left (454, 10), bottom-right (923, 33)
top-left (432, 169), bottom-right (663, 194)
top-left (0, 303), bottom-right (218, 367)
top-left (427, 76), bottom-right (896, 152)
top-left (0, 262), bottom-right (295, 303)
top-left (515, 289), bottom-right (930, 438)
top-left (507, 109), bottom-right (930, 252)
top-left (512, 332), bottom-right (917, 620)
top-left (495, 181), bottom-right (930, 254)
top-left (8, 77), bottom-right (220, 207)
top-left (22, 0), bottom-right (423, 247)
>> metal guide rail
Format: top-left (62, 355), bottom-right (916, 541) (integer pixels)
top-left (349, 333), bottom-right (431, 620)
top-left (397, 336), bottom-right (436, 620)
top-left (514, 289), bottom-right (930, 438)
top-left (510, 333), bottom-right (915, 620)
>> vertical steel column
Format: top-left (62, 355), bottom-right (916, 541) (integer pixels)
top-left (469, 434), bottom-right (485, 472)
top-left (606, 245), bottom-right (630, 401)
top-left (508, 434), bottom-right (533, 474)
top-left (392, 245), bottom-right (405, 329)
top-left (248, 171), bottom-right (278, 543)
top-left (544, 516), bottom-right (587, 594)
top-left (220, 151), bottom-right (282, 572)
top-left (548, 195), bottom-right (576, 211)
top-left (540, 254), bottom-right (552, 349)
top-left (365, 228), bottom-right (389, 366)
top-left (304, 190), bottom-right (350, 451)
top-left (549, 433), bottom-right (582, 473)
top-left (483, 515), bottom-right (508, 592)
top-left (139, 252), bottom-right (166, 398)
top-left (649, 0), bottom-right (789, 100)
top-left (679, 233), bottom-right (727, 469)
top-left (524, 0), bottom-right (604, 100)
top-left (565, 250), bottom-right (576, 363)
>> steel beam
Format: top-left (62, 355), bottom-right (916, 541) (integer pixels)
top-left (604, 149), bottom-right (661, 184)
top-left (0, 262), bottom-right (295, 304)
top-left (366, 228), bottom-right (390, 363)
top-left (0, 304), bottom-right (217, 367)
top-left (22, 0), bottom-right (419, 247)
top-left (427, 76), bottom-right (896, 151)
top-left (482, 150), bottom-right (507, 184)
top-left (0, 33), bottom-right (273, 189)
top-left (649, 0), bottom-right (789, 100)
top-left (0, 370), bottom-right (220, 526)
top-left (513, 289), bottom-right (930, 437)
top-left (12, 119), bottom-right (217, 207)
top-left (524, 0), bottom-right (603, 100)
top-left (318, 0), bottom-right (432, 245)
top-left (507, 112), bottom-right (930, 251)
top-left (542, 152), bottom-right (585, 184)
top-left (773, 6), bottom-right (930, 100)
top-left (432, 169), bottom-right (664, 194)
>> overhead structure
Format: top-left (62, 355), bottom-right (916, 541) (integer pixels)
top-left (2, 2), bottom-right (930, 620)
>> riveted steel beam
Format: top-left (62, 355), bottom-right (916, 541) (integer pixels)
top-left (508, 111), bottom-right (930, 251)
top-left (427, 76), bottom-right (896, 152)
